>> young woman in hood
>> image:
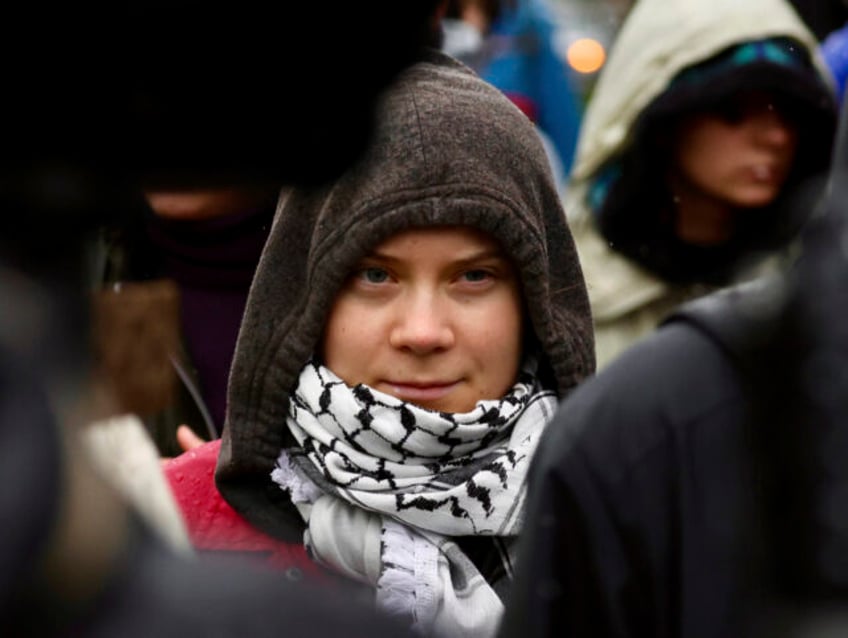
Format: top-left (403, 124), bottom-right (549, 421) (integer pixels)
top-left (564, 0), bottom-right (837, 369)
top-left (164, 49), bottom-right (594, 637)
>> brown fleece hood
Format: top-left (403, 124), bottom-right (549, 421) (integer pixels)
top-left (216, 50), bottom-right (594, 539)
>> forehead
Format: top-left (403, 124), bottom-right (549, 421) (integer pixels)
top-left (368, 225), bottom-right (506, 257)
top-left (687, 88), bottom-right (797, 124)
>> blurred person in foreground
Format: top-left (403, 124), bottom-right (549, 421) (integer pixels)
top-left (163, 48), bottom-right (594, 637)
top-left (1, 1), bottom-right (447, 636)
top-left (565, 0), bottom-right (836, 370)
top-left (499, 53), bottom-right (848, 638)
top-left (84, 1), bottom-right (448, 459)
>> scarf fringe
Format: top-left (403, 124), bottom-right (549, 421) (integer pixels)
top-left (377, 519), bottom-right (440, 632)
top-left (377, 520), bottom-right (417, 616)
top-left (271, 451), bottom-right (323, 504)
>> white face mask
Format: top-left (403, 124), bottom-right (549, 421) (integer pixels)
top-left (440, 18), bottom-right (484, 59)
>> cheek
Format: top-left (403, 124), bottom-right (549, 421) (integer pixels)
top-left (783, 131), bottom-right (800, 162)
top-left (677, 130), bottom-right (728, 183)
top-left (321, 301), bottom-right (368, 376)
top-left (474, 293), bottom-right (524, 388)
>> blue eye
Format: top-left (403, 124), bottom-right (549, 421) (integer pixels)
top-left (361, 267), bottom-right (389, 284)
top-left (462, 269), bottom-right (491, 282)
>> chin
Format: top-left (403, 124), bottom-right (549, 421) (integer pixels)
top-left (415, 398), bottom-right (476, 414)
top-left (731, 189), bottom-right (781, 209)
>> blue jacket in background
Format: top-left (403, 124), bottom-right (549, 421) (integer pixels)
top-left (475, 0), bottom-right (584, 178)
top-left (822, 21), bottom-right (848, 104)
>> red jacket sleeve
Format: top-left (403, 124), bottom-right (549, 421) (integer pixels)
top-left (162, 439), bottom-right (323, 581)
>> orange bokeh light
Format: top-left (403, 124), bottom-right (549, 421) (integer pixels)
top-left (566, 38), bottom-right (606, 74)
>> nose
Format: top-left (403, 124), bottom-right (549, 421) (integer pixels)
top-left (389, 291), bottom-right (455, 355)
top-left (751, 107), bottom-right (797, 149)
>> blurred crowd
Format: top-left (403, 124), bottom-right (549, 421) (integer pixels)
top-left (5, 0), bottom-right (848, 637)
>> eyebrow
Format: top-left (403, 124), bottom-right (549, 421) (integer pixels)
top-left (366, 247), bottom-right (509, 265)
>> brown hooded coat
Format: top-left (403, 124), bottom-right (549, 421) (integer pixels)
top-left (215, 50), bottom-right (595, 543)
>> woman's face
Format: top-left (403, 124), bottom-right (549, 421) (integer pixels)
top-left (673, 91), bottom-right (800, 209)
top-left (322, 225), bottom-right (524, 413)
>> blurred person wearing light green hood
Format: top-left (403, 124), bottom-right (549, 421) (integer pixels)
top-left (565, 0), bottom-right (837, 369)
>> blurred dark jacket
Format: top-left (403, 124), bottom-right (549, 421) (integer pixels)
top-left (498, 280), bottom-right (780, 638)
top-left (500, 84), bottom-right (848, 638)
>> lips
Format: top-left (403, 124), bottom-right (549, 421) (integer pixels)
top-left (747, 161), bottom-right (789, 184)
top-left (382, 380), bottom-right (460, 404)
top-left (750, 165), bottom-right (775, 182)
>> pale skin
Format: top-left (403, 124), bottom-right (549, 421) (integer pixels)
top-left (160, 425), bottom-right (205, 461)
top-left (456, 0), bottom-right (491, 33)
top-left (668, 90), bottom-right (799, 246)
top-left (437, 0), bottom-right (493, 33)
top-left (321, 225), bottom-right (524, 414)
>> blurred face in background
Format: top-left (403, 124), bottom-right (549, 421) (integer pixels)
top-left (672, 90), bottom-right (800, 209)
top-left (144, 185), bottom-right (279, 220)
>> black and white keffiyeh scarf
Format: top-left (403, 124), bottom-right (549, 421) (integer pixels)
top-left (271, 358), bottom-right (557, 637)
